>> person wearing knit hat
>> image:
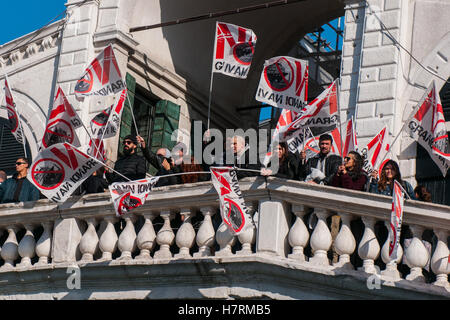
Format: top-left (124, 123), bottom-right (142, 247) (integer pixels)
top-left (105, 135), bottom-right (147, 183)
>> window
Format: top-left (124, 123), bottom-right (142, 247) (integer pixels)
top-left (0, 118), bottom-right (30, 176)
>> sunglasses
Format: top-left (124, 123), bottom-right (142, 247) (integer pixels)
top-left (344, 157), bottom-right (352, 161)
top-left (15, 162), bottom-right (26, 165)
top-left (123, 140), bottom-right (134, 145)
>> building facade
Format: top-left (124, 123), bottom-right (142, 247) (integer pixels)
top-left (0, 0), bottom-right (448, 300)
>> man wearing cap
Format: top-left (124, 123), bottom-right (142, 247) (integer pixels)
top-left (136, 136), bottom-right (178, 187)
top-left (105, 135), bottom-right (147, 184)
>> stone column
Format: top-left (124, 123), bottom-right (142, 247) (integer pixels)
top-left (99, 216), bottom-right (119, 261)
top-left (430, 229), bottom-right (449, 288)
top-left (0, 227), bottom-right (19, 270)
top-left (175, 208), bottom-right (196, 259)
top-left (17, 224), bottom-right (36, 268)
top-left (193, 207), bottom-right (216, 258)
top-left (136, 212), bottom-right (158, 261)
top-left (405, 225), bottom-right (429, 282)
top-left (333, 212), bottom-right (356, 269)
top-left (288, 204), bottom-right (309, 262)
top-left (309, 208), bottom-right (332, 266)
top-left (154, 211), bottom-right (175, 260)
top-left (35, 222), bottom-right (53, 266)
top-left (357, 216), bottom-right (380, 274)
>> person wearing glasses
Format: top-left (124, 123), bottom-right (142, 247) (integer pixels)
top-left (0, 158), bottom-right (40, 203)
top-left (368, 159), bottom-right (416, 199)
top-left (331, 151), bottom-right (368, 191)
top-left (298, 133), bottom-right (342, 185)
top-left (105, 135), bottom-right (147, 184)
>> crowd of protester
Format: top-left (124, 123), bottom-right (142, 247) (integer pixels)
top-left (0, 132), bottom-right (435, 204)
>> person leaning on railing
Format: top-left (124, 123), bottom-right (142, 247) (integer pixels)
top-left (331, 151), bottom-right (369, 191)
top-left (368, 159), bottom-right (416, 199)
top-left (0, 158), bottom-right (40, 204)
top-left (261, 142), bottom-right (299, 180)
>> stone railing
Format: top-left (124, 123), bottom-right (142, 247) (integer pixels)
top-left (0, 177), bottom-right (448, 298)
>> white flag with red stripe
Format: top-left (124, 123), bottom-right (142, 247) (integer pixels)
top-left (28, 143), bottom-right (102, 203)
top-left (285, 80), bottom-right (338, 130)
top-left (263, 108), bottom-right (298, 166)
top-left (361, 126), bottom-right (391, 175)
top-left (406, 81), bottom-right (450, 176)
top-left (90, 89), bottom-right (127, 139)
top-left (212, 22), bottom-right (257, 79)
top-left (256, 56), bottom-right (309, 112)
top-left (75, 44), bottom-right (126, 100)
top-left (109, 177), bottom-right (159, 217)
top-left (210, 167), bottom-right (252, 235)
top-left (2, 78), bottom-right (24, 144)
top-left (42, 87), bottom-right (83, 149)
top-left (388, 180), bottom-right (404, 261)
top-left (342, 116), bottom-right (358, 156)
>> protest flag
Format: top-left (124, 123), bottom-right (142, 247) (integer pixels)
top-left (388, 180), bottom-right (404, 261)
top-left (405, 81), bottom-right (449, 176)
top-left (74, 44), bottom-right (126, 100)
top-left (109, 177), bottom-right (160, 217)
top-left (255, 56), bottom-right (308, 113)
top-left (27, 143), bottom-right (102, 203)
top-left (210, 167), bottom-right (252, 235)
top-left (41, 87), bottom-right (83, 149)
top-left (2, 77), bottom-right (26, 153)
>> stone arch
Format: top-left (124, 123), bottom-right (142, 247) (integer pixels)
top-left (9, 89), bottom-right (48, 159)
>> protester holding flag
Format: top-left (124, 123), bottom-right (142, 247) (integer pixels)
top-left (0, 158), bottom-right (39, 203)
top-left (261, 142), bottom-right (298, 180)
top-left (298, 133), bottom-right (342, 185)
top-left (369, 160), bottom-right (416, 199)
top-left (331, 151), bottom-right (368, 191)
top-left (105, 135), bottom-right (146, 184)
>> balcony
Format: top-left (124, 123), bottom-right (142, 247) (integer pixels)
top-left (0, 177), bottom-right (448, 300)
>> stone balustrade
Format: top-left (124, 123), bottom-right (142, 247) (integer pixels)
top-left (0, 177), bottom-right (448, 299)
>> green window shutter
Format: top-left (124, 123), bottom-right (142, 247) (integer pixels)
top-left (150, 100), bottom-right (181, 152)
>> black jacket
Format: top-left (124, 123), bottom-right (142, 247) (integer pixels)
top-left (232, 149), bottom-right (262, 180)
top-left (271, 152), bottom-right (299, 180)
top-left (141, 147), bottom-right (178, 187)
top-left (106, 152), bottom-right (147, 184)
top-left (298, 153), bottom-right (342, 185)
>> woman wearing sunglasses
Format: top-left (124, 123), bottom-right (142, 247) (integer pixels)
top-left (369, 159), bottom-right (416, 199)
top-left (0, 158), bottom-right (40, 204)
top-left (331, 151), bottom-right (368, 191)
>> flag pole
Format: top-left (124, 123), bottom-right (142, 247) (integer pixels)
top-left (336, 80), bottom-right (344, 157)
top-left (125, 92), bottom-right (140, 137)
top-left (207, 21), bottom-right (219, 133)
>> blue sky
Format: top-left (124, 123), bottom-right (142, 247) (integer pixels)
top-left (0, 1), bottom-right (67, 45)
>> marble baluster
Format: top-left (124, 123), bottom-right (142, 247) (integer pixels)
top-left (357, 216), bottom-right (380, 274)
top-left (430, 229), bottom-right (449, 288)
top-left (193, 207), bottom-right (216, 258)
top-left (333, 212), bottom-right (356, 269)
top-left (237, 203), bottom-right (256, 256)
top-left (0, 227), bottom-right (19, 270)
top-left (215, 222), bottom-right (236, 257)
top-left (35, 222), bottom-right (53, 266)
top-left (405, 225), bottom-right (429, 282)
top-left (136, 212), bottom-right (158, 260)
top-left (380, 221), bottom-right (403, 280)
top-left (99, 216), bottom-right (118, 261)
top-left (79, 218), bottom-right (99, 262)
top-left (309, 208), bottom-right (332, 266)
top-left (175, 208), bottom-right (196, 259)
top-left (154, 211), bottom-right (175, 260)
top-left (18, 224), bottom-right (36, 268)
top-left (288, 204), bottom-right (309, 262)
top-left (118, 216), bottom-right (137, 260)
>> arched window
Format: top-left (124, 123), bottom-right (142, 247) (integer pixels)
top-left (0, 118), bottom-right (30, 177)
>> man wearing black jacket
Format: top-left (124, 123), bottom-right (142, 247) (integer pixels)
top-left (136, 135), bottom-right (178, 187)
top-left (228, 135), bottom-right (262, 180)
top-left (105, 135), bottom-right (147, 184)
top-left (298, 133), bottom-right (342, 185)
